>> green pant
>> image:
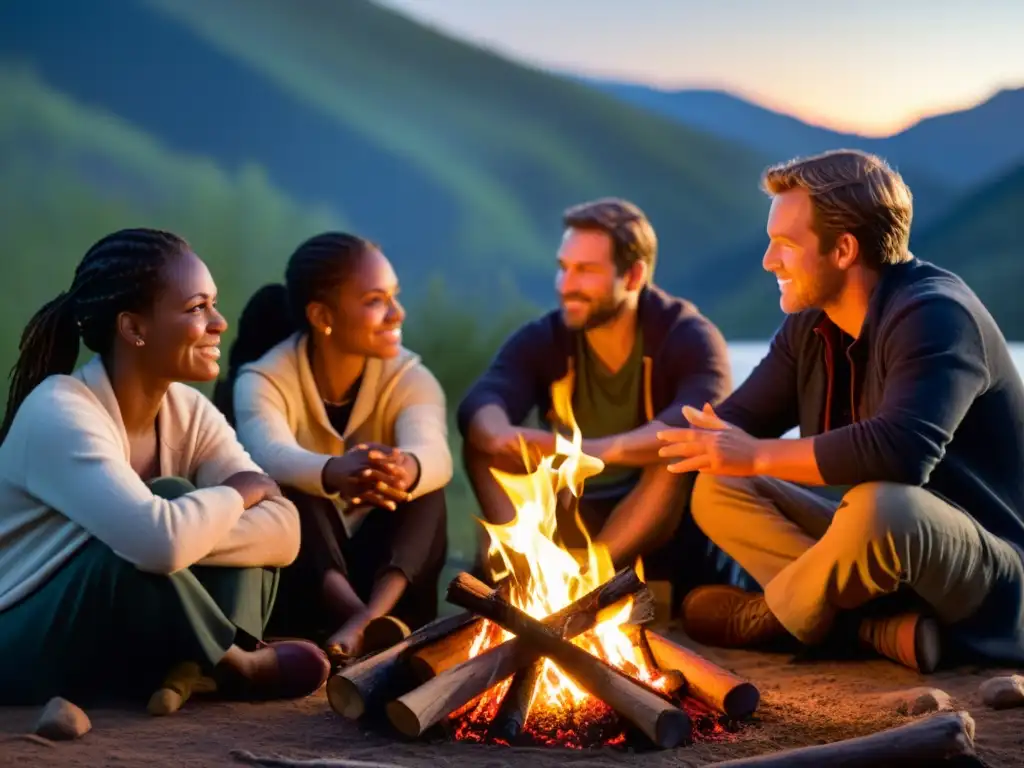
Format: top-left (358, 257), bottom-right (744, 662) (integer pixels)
top-left (0, 477), bottom-right (280, 705)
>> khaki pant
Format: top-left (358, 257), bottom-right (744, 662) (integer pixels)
top-left (691, 475), bottom-right (1024, 646)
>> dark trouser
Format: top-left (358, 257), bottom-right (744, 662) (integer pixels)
top-left (269, 487), bottom-right (448, 640)
top-left (0, 477), bottom-right (279, 705)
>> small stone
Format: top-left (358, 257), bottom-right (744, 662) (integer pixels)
top-left (34, 697), bottom-right (91, 740)
top-left (879, 686), bottom-right (953, 715)
top-left (979, 674), bottom-right (1024, 710)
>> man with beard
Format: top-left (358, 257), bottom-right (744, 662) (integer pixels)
top-left (458, 198), bottom-right (745, 601)
top-left (658, 150), bottom-right (1024, 672)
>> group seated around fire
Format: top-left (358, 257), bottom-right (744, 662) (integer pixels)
top-left (215, 232), bottom-right (451, 666)
top-left (456, 197), bottom-right (755, 609)
top-left (657, 149), bottom-right (1024, 673)
top-left (0, 229), bottom-right (331, 706)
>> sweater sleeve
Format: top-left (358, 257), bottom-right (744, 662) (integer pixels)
top-left (456, 320), bottom-right (546, 436)
top-left (391, 363), bottom-right (453, 498)
top-left (233, 369), bottom-right (331, 496)
top-left (20, 383), bottom-right (247, 575)
top-left (655, 318), bottom-right (733, 427)
top-left (188, 395), bottom-right (301, 568)
top-left (813, 297), bottom-right (990, 486)
top-left (715, 319), bottom-right (802, 439)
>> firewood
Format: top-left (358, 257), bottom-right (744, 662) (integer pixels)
top-left (645, 630), bottom-right (759, 720)
top-left (405, 621), bottom-right (486, 682)
top-left (486, 658), bottom-right (545, 742)
top-left (705, 710), bottom-right (979, 767)
top-left (442, 571), bottom-right (691, 749)
top-left (326, 611), bottom-right (478, 719)
top-left (386, 566), bottom-right (650, 738)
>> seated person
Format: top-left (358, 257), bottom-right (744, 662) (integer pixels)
top-left (0, 228), bottom-right (330, 706)
top-left (458, 198), bottom-right (747, 601)
top-left (218, 232), bottom-right (451, 663)
top-left (659, 150), bottom-right (1024, 672)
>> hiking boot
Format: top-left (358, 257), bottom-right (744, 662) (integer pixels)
top-left (681, 585), bottom-right (789, 648)
top-left (858, 612), bottom-right (941, 673)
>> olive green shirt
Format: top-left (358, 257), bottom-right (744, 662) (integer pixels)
top-left (572, 331), bottom-right (644, 494)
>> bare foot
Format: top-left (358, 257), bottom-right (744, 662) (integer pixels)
top-left (325, 611), bottom-right (373, 660)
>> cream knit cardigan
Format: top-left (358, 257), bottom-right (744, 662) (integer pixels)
top-left (0, 356), bottom-right (301, 613)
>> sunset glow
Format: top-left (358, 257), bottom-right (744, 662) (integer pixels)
top-left (376, 0), bottom-right (1024, 137)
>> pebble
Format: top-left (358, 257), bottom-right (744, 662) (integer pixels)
top-left (979, 674), bottom-right (1024, 710)
top-left (34, 697), bottom-right (91, 740)
top-left (878, 686), bottom-right (953, 716)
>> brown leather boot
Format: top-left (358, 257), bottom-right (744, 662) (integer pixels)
top-left (858, 612), bottom-right (941, 673)
top-left (681, 585), bottom-right (789, 648)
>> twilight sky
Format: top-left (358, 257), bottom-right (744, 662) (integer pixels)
top-left (375, 0), bottom-right (1024, 136)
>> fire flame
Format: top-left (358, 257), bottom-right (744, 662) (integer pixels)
top-left (469, 378), bottom-right (666, 718)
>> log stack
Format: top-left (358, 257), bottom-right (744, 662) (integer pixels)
top-left (326, 567), bottom-right (761, 750)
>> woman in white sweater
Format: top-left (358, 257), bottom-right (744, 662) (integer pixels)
top-left (215, 232), bottom-right (451, 663)
top-left (0, 228), bottom-right (330, 705)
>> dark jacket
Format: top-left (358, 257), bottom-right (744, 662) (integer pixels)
top-left (457, 285), bottom-right (732, 436)
top-left (718, 257), bottom-right (1024, 550)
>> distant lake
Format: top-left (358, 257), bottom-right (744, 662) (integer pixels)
top-left (728, 341), bottom-right (1024, 387)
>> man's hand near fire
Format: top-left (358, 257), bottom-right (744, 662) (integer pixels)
top-left (656, 403), bottom-right (761, 476)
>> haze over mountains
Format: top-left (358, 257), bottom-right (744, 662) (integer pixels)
top-left (0, 0), bottom-right (1021, 369)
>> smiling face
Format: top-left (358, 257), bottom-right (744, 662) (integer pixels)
top-left (555, 228), bottom-right (639, 330)
top-left (126, 249), bottom-right (228, 383)
top-left (316, 246), bottom-right (406, 359)
top-left (762, 188), bottom-right (845, 314)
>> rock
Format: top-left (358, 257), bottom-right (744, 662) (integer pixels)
top-left (879, 686), bottom-right (953, 715)
top-left (34, 697), bottom-right (91, 740)
top-left (979, 674), bottom-right (1024, 709)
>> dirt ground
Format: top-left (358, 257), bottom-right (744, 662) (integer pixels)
top-left (2, 625), bottom-right (1022, 768)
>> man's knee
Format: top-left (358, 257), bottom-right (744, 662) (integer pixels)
top-left (838, 481), bottom-right (926, 539)
top-left (691, 473), bottom-right (759, 539)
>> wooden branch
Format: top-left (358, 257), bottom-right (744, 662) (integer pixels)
top-left (705, 710), bottom-right (979, 767)
top-left (443, 571), bottom-right (691, 749)
top-left (405, 621), bottom-right (485, 682)
top-left (386, 566), bottom-right (648, 738)
top-left (326, 610), bottom-right (478, 719)
top-left (486, 657), bottom-right (545, 741)
top-left (645, 630), bottom-right (760, 720)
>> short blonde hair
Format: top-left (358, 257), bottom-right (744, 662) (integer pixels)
top-left (762, 149), bottom-right (913, 269)
top-left (563, 197), bottom-right (658, 279)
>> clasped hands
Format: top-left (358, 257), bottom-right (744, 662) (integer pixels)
top-left (323, 442), bottom-right (418, 511)
top-left (656, 403), bottom-right (762, 476)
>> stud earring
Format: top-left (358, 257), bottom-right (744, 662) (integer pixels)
top-left (135, 338), bottom-right (145, 347)
top-left (324, 327), bottom-right (332, 336)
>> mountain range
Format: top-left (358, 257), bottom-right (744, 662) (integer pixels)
top-left (0, 0), bottom-right (1022, 384)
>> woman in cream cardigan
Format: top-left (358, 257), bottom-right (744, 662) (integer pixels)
top-left (216, 232), bottom-right (451, 662)
top-left (0, 228), bottom-right (330, 705)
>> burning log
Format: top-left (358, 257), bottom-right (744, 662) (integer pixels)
top-left (444, 572), bottom-right (692, 749)
top-left (385, 565), bottom-right (650, 739)
top-left (644, 631), bottom-right (760, 720)
top-left (705, 710), bottom-right (979, 767)
top-left (326, 611), bottom-right (478, 719)
top-left (405, 621), bottom-right (484, 681)
top-left (486, 658), bottom-right (545, 742)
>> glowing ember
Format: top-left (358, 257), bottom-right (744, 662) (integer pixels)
top-left (454, 379), bottom-right (671, 741)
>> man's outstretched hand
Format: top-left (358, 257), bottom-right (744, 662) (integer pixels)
top-left (656, 402), bottom-right (761, 476)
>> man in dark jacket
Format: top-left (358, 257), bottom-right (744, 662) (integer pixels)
top-left (658, 150), bottom-right (1024, 672)
top-left (458, 198), bottom-right (745, 600)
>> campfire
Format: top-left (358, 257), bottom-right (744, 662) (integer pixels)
top-left (326, 385), bottom-right (760, 750)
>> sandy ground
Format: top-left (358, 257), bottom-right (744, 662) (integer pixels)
top-left (3, 625), bottom-right (1023, 768)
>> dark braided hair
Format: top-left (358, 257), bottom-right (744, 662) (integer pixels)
top-left (1, 228), bottom-right (188, 443)
top-left (213, 232), bottom-right (376, 424)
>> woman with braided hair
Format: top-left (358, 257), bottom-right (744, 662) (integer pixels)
top-left (0, 228), bottom-right (330, 705)
top-left (216, 232), bottom-right (450, 664)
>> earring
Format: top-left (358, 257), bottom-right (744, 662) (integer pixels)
top-left (135, 338), bottom-right (145, 347)
top-left (324, 327), bottom-right (332, 336)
